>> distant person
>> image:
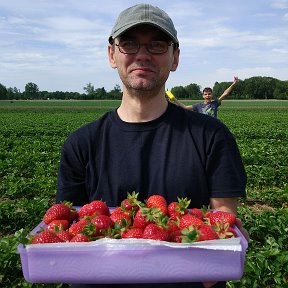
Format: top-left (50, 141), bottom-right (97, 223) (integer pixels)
top-left (167, 76), bottom-right (239, 118)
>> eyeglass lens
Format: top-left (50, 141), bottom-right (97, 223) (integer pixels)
top-left (116, 40), bottom-right (173, 54)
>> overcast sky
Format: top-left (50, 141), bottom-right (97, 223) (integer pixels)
top-left (1, 0), bottom-right (287, 93)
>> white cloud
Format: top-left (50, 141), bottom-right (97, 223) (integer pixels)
top-left (254, 13), bottom-right (277, 17)
top-left (0, 0), bottom-right (287, 92)
top-left (271, 0), bottom-right (288, 9)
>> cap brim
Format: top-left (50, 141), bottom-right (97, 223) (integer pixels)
top-left (109, 22), bottom-right (179, 45)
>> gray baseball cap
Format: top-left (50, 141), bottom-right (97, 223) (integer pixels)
top-left (109, 4), bottom-right (179, 46)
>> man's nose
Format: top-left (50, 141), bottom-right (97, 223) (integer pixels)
top-left (137, 44), bottom-right (152, 55)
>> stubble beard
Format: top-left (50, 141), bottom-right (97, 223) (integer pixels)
top-left (124, 73), bottom-right (168, 97)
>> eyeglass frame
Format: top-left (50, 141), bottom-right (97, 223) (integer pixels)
top-left (113, 39), bottom-right (177, 55)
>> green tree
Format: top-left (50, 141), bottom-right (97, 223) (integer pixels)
top-left (184, 83), bottom-right (201, 99)
top-left (274, 80), bottom-right (288, 100)
top-left (243, 76), bottom-right (277, 99)
top-left (213, 81), bottom-right (243, 99)
top-left (39, 91), bottom-right (50, 100)
top-left (108, 84), bottom-right (122, 99)
top-left (83, 83), bottom-right (96, 99)
top-left (94, 87), bottom-right (107, 99)
top-left (0, 83), bottom-right (7, 100)
top-left (257, 77), bottom-right (277, 99)
top-left (7, 87), bottom-right (21, 100)
top-left (83, 82), bottom-right (95, 94)
top-left (213, 81), bottom-right (226, 98)
top-left (171, 86), bottom-right (187, 99)
top-left (50, 91), bottom-right (64, 100)
top-left (24, 82), bottom-right (39, 99)
top-left (233, 79), bottom-right (245, 99)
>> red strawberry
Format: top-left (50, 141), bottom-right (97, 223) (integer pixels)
top-left (31, 230), bottom-right (63, 244)
top-left (167, 218), bottom-right (179, 234)
top-left (146, 195), bottom-right (168, 216)
top-left (206, 211), bottom-right (236, 227)
top-left (70, 234), bottom-right (90, 242)
top-left (78, 200), bottom-right (109, 218)
top-left (133, 209), bottom-right (154, 229)
top-left (168, 197), bottom-right (190, 218)
top-left (143, 223), bottom-right (169, 241)
top-left (197, 224), bottom-right (219, 241)
top-left (110, 211), bottom-right (131, 227)
top-left (43, 203), bottom-right (73, 224)
top-left (122, 228), bottom-right (144, 239)
top-left (68, 209), bottom-right (79, 222)
top-left (226, 227), bottom-right (237, 238)
top-left (179, 214), bottom-right (204, 230)
top-left (133, 210), bottom-right (149, 229)
top-left (91, 215), bottom-right (113, 235)
top-left (110, 207), bottom-right (123, 215)
top-left (214, 223), bottom-right (238, 239)
top-left (169, 230), bottom-right (183, 243)
top-left (68, 218), bottom-right (90, 236)
top-left (91, 214), bottom-right (113, 230)
top-left (190, 208), bottom-right (204, 220)
top-left (167, 202), bottom-right (180, 219)
top-left (47, 219), bottom-right (69, 232)
top-left (56, 230), bottom-right (74, 242)
top-left (121, 191), bottom-right (141, 213)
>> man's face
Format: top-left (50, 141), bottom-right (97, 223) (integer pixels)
top-left (203, 91), bottom-right (213, 103)
top-left (108, 25), bottom-right (179, 93)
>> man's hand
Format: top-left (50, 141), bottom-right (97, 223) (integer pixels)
top-left (202, 282), bottom-right (218, 288)
top-left (235, 217), bottom-right (250, 241)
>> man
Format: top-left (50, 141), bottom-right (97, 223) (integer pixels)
top-left (56, 4), bottom-right (247, 288)
top-left (167, 77), bottom-right (239, 118)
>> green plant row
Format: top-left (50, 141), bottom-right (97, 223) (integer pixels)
top-left (0, 103), bottom-right (287, 287)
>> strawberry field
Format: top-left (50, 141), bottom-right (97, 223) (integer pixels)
top-left (0, 100), bottom-right (287, 287)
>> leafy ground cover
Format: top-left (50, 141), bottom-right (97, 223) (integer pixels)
top-left (0, 100), bottom-right (287, 287)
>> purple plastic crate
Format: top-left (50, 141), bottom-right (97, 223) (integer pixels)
top-left (18, 222), bottom-right (248, 284)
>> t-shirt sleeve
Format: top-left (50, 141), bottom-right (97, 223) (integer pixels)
top-left (192, 104), bottom-right (200, 113)
top-left (56, 133), bottom-right (89, 206)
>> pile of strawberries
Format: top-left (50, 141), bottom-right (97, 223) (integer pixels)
top-left (30, 192), bottom-right (238, 244)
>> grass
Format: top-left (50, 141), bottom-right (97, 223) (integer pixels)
top-left (0, 100), bottom-right (287, 287)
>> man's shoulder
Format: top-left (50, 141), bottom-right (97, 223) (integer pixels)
top-left (77, 111), bottom-right (112, 130)
top-left (172, 104), bottom-right (222, 126)
top-left (193, 102), bottom-right (204, 108)
top-left (66, 111), bottom-right (113, 142)
top-left (191, 102), bottom-right (204, 113)
top-left (212, 98), bottom-right (221, 105)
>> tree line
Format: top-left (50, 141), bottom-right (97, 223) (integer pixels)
top-left (0, 76), bottom-right (287, 100)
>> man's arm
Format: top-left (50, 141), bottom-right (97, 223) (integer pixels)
top-left (166, 90), bottom-right (194, 110)
top-left (173, 97), bottom-right (190, 109)
top-left (218, 76), bottom-right (238, 102)
top-left (56, 139), bottom-right (89, 206)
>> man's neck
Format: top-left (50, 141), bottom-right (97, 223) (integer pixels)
top-left (117, 90), bottom-right (168, 123)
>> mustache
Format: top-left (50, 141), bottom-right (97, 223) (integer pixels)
top-left (129, 64), bottom-right (156, 71)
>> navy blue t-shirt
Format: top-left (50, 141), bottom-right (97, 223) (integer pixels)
top-left (57, 102), bottom-right (246, 207)
top-left (193, 99), bottom-right (221, 118)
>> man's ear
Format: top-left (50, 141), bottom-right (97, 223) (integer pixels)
top-left (108, 45), bottom-right (117, 69)
top-left (170, 48), bottom-right (180, 72)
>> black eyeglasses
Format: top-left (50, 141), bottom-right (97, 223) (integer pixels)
top-left (115, 40), bottom-right (174, 55)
